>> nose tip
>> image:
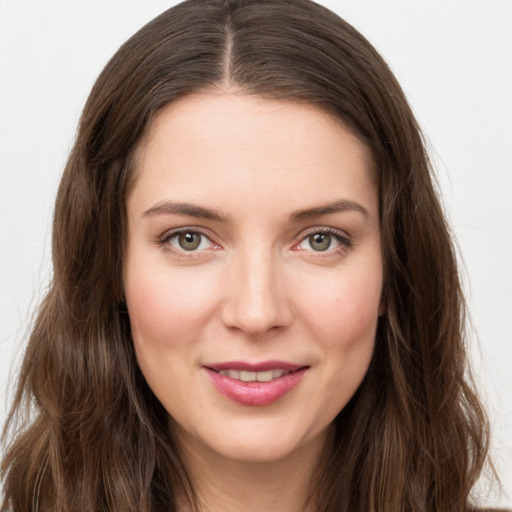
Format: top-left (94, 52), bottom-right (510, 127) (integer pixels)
top-left (221, 254), bottom-right (291, 337)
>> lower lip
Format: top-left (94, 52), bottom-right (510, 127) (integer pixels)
top-left (204, 368), bottom-right (308, 406)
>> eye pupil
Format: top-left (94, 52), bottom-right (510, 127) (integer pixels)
top-left (178, 232), bottom-right (201, 250)
top-left (309, 233), bottom-right (331, 251)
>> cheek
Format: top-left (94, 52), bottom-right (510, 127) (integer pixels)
top-left (309, 273), bottom-right (380, 405)
top-left (125, 261), bottom-right (217, 351)
top-left (299, 264), bottom-right (383, 345)
top-left (296, 260), bottom-right (382, 401)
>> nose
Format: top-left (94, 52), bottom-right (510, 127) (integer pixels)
top-left (220, 247), bottom-right (292, 337)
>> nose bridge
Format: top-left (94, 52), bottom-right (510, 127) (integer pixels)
top-left (222, 241), bottom-right (290, 336)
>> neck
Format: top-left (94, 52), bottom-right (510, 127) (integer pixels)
top-left (174, 427), bottom-right (334, 512)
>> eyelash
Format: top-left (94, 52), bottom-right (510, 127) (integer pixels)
top-left (157, 227), bottom-right (220, 259)
top-left (157, 226), bottom-right (352, 258)
top-left (294, 227), bottom-right (352, 255)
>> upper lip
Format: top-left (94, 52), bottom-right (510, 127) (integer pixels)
top-left (204, 361), bottom-right (307, 372)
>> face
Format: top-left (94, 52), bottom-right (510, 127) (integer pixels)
top-left (124, 93), bottom-right (383, 467)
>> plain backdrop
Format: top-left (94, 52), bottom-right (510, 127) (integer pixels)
top-left (1, 0), bottom-right (511, 507)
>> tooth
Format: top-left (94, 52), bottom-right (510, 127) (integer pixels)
top-left (217, 369), bottom-right (293, 382)
top-left (256, 370), bottom-right (274, 382)
top-left (239, 371), bottom-right (257, 382)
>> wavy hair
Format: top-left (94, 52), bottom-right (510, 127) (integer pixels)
top-left (2, 0), bottom-right (492, 510)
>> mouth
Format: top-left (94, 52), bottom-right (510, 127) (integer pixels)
top-left (203, 361), bottom-right (309, 406)
top-left (213, 368), bottom-right (293, 382)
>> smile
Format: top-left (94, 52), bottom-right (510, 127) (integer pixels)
top-left (204, 362), bottom-right (308, 406)
top-left (216, 369), bottom-right (290, 382)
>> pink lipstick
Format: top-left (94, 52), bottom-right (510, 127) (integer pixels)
top-left (203, 361), bottom-right (308, 406)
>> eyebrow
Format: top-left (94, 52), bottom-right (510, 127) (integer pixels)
top-left (142, 201), bottom-right (227, 222)
top-left (289, 200), bottom-right (370, 222)
top-left (142, 199), bottom-right (370, 223)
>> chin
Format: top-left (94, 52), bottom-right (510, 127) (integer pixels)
top-left (173, 414), bottom-right (330, 467)
top-left (215, 437), bottom-right (301, 464)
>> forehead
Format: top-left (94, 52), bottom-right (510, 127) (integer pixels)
top-left (132, 92), bottom-right (374, 173)
top-left (127, 92), bottom-right (377, 221)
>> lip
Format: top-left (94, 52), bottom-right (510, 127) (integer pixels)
top-left (206, 360), bottom-right (304, 372)
top-left (203, 361), bottom-right (308, 406)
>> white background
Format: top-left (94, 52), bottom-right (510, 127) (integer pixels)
top-left (1, 0), bottom-right (511, 507)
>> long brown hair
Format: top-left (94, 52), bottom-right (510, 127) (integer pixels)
top-left (1, 0), bottom-right (492, 510)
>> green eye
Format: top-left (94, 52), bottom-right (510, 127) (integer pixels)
top-left (308, 233), bottom-right (332, 251)
top-left (162, 230), bottom-right (217, 255)
top-left (177, 232), bottom-right (202, 251)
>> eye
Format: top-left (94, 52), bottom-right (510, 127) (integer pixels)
top-left (295, 229), bottom-right (350, 253)
top-left (305, 232), bottom-right (337, 251)
top-left (163, 230), bottom-right (217, 252)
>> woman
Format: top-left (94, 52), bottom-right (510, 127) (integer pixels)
top-left (0, 0), bottom-right (501, 510)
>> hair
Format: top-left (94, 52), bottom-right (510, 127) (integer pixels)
top-left (1, 0), bottom-right (493, 511)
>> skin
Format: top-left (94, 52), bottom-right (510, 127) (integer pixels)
top-left (124, 92), bottom-right (384, 512)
